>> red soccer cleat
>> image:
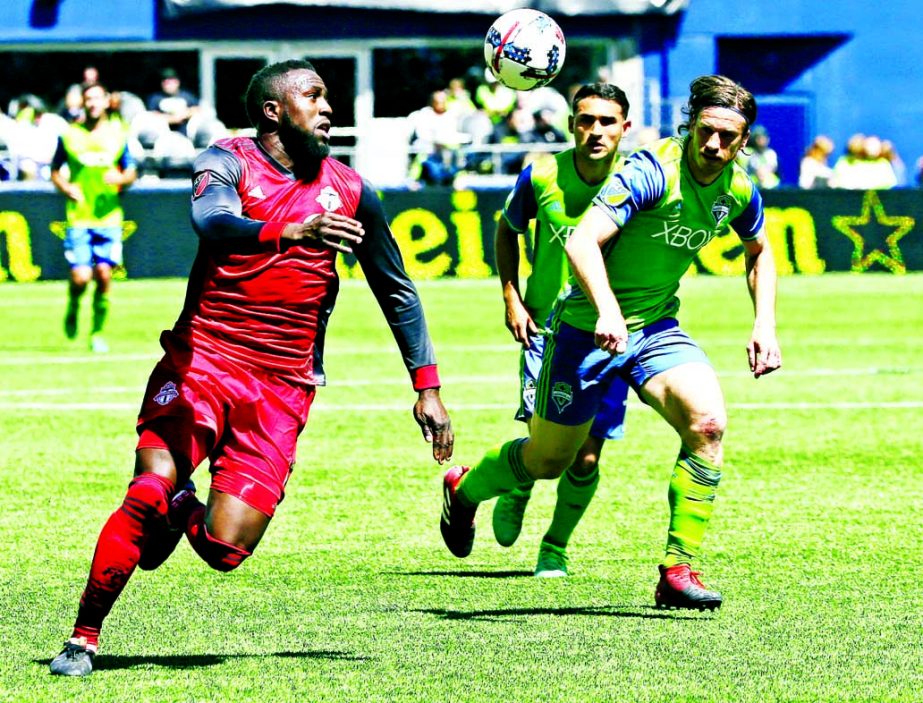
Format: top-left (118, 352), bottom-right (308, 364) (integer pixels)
top-left (655, 564), bottom-right (723, 611)
top-left (440, 465), bottom-right (477, 558)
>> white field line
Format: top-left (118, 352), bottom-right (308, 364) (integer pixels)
top-left (2, 401), bottom-right (922, 413)
top-left (0, 365), bottom-right (918, 397)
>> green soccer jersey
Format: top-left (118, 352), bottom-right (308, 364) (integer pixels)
top-left (557, 136), bottom-right (765, 332)
top-left (57, 118), bottom-right (132, 228)
top-left (502, 149), bottom-right (623, 325)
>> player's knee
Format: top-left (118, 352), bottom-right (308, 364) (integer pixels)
top-left (688, 414), bottom-right (727, 444)
top-left (123, 473), bottom-right (174, 523)
top-left (527, 451), bottom-right (574, 480)
top-left (570, 451), bottom-right (600, 478)
top-left (199, 526), bottom-right (252, 572)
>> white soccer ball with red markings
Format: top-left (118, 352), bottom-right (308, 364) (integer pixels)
top-left (483, 9), bottom-right (566, 91)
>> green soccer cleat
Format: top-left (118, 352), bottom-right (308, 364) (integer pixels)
top-left (49, 639), bottom-right (95, 677)
top-left (492, 487), bottom-right (532, 547)
top-left (534, 540), bottom-right (568, 578)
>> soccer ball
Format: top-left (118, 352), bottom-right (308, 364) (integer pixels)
top-left (483, 9), bottom-right (566, 91)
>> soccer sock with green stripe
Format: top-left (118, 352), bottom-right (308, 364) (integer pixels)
top-left (91, 288), bottom-right (109, 334)
top-left (458, 437), bottom-right (532, 505)
top-left (542, 462), bottom-right (599, 548)
top-left (663, 447), bottom-right (722, 567)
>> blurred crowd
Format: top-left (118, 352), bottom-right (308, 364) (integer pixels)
top-left (3, 62), bottom-right (922, 191)
top-left (733, 125), bottom-right (909, 192)
top-left (0, 65), bottom-right (229, 182)
top-left (405, 67), bottom-right (572, 187)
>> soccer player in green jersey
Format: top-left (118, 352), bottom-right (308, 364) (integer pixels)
top-left (491, 83), bottom-right (632, 577)
top-left (441, 75), bottom-right (782, 610)
top-left (51, 82), bottom-right (137, 353)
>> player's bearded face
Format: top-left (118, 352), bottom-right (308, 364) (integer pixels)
top-left (278, 110), bottom-right (330, 166)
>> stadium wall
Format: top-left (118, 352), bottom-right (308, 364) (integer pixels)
top-left (663, 0), bottom-right (923, 187)
top-left (0, 186), bottom-right (919, 282)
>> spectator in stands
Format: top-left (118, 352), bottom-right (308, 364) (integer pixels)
top-left (146, 68), bottom-right (199, 135)
top-left (832, 133), bottom-right (868, 189)
top-left (446, 77), bottom-right (477, 121)
top-left (798, 135), bottom-right (835, 189)
top-left (9, 94), bottom-right (67, 180)
top-left (525, 108), bottom-right (567, 145)
top-left (742, 124), bottom-right (780, 189)
top-left (475, 68), bottom-right (517, 125)
top-left (880, 140), bottom-right (907, 187)
top-left (833, 133), bottom-right (897, 189)
top-left (489, 107), bottom-right (533, 174)
top-left (58, 84), bottom-right (85, 124)
top-left (83, 65), bottom-right (100, 85)
top-left (408, 89), bottom-right (465, 185)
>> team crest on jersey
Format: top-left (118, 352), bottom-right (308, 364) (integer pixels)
top-left (316, 186), bottom-right (342, 212)
top-left (711, 195), bottom-right (733, 226)
top-left (192, 171), bottom-right (210, 200)
top-left (600, 180), bottom-right (630, 209)
top-left (153, 381), bottom-right (179, 406)
top-left (551, 381), bottom-right (573, 413)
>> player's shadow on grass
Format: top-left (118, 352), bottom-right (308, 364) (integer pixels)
top-left (35, 649), bottom-right (369, 672)
top-left (415, 606), bottom-right (703, 621)
top-left (387, 569), bottom-right (534, 578)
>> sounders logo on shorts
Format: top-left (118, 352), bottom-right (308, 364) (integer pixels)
top-left (153, 381), bottom-right (179, 406)
top-left (551, 381), bottom-right (573, 413)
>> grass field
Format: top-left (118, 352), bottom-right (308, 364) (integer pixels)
top-left (1, 273), bottom-right (921, 703)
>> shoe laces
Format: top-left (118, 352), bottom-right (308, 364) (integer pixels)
top-left (688, 570), bottom-right (707, 589)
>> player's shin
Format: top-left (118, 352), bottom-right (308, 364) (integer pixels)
top-left (91, 288), bottom-right (109, 334)
top-left (72, 473), bottom-right (175, 646)
top-left (663, 447), bottom-right (721, 567)
top-left (459, 437), bottom-right (532, 505)
top-left (543, 462), bottom-right (599, 548)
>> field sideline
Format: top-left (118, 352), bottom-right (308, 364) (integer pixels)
top-left (1, 274), bottom-right (921, 702)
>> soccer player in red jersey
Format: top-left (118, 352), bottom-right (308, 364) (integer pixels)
top-left (50, 60), bottom-right (453, 677)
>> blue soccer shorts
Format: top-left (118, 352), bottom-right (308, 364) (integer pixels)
top-left (534, 317), bottom-right (711, 428)
top-left (519, 330), bottom-right (628, 440)
top-left (64, 226), bottom-right (123, 268)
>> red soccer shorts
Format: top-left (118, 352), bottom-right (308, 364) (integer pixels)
top-left (136, 333), bottom-right (315, 517)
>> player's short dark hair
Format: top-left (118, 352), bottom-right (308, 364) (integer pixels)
top-left (678, 74), bottom-right (756, 135)
top-left (245, 59), bottom-right (317, 132)
top-left (571, 83), bottom-right (630, 119)
top-left (81, 81), bottom-right (108, 97)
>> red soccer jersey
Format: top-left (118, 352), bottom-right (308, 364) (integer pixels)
top-left (175, 136), bottom-right (438, 389)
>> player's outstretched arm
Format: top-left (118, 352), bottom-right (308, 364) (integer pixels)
top-left (743, 234), bottom-right (782, 378)
top-left (565, 206), bottom-right (628, 354)
top-left (495, 217), bottom-right (538, 347)
top-left (414, 389), bottom-right (454, 464)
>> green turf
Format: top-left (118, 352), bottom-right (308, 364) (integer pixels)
top-left (1, 274), bottom-right (921, 702)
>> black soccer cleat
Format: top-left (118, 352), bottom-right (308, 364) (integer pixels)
top-left (440, 465), bottom-right (477, 558)
top-left (655, 564), bottom-right (723, 611)
top-left (49, 639), bottom-right (95, 677)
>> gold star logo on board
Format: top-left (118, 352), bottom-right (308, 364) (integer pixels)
top-left (831, 191), bottom-right (915, 274)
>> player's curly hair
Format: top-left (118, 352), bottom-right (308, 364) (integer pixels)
top-left (571, 83), bottom-right (630, 119)
top-left (245, 59), bottom-right (317, 132)
top-left (678, 74), bottom-right (756, 135)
